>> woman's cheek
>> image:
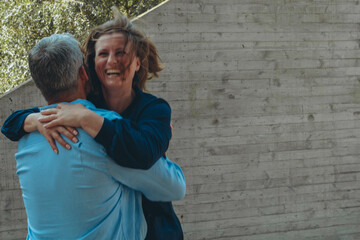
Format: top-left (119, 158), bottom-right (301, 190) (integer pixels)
top-left (94, 60), bottom-right (104, 80)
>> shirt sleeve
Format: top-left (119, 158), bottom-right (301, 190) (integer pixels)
top-left (1, 107), bottom-right (40, 141)
top-left (107, 156), bottom-right (186, 202)
top-left (94, 100), bottom-right (172, 170)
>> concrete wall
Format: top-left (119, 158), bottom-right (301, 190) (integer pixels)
top-left (2, 0), bottom-right (360, 239)
top-left (0, 80), bottom-right (46, 239)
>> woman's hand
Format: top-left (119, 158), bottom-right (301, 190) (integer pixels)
top-left (24, 112), bottom-right (78, 154)
top-left (39, 125), bottom-right (78, 154)
top-left (39, 103), bottom-right (104, 138)
top-left (39, 103), bottom-right (88, 128)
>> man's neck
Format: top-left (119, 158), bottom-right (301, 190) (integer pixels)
top-left (47, 92), bottom-right (84, 105)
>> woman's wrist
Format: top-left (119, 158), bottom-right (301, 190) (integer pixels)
top-left (23, 113), bottom-right (42, 133)
top-left (79, 109), bottom-right (104, 138)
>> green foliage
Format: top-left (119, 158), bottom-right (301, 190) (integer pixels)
top-left (0, 0), bottom-right (164, 95)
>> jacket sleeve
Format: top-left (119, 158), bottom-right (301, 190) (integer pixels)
top-left (1, 107), bottom-right (40, 141)
top-left (94, 100), bottom-right (172, 170)
top-left (107, 156), bottom-right (186, 202)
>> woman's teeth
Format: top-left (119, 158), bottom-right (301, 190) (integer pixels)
top-left (106, 70), bottom-right (121, 76)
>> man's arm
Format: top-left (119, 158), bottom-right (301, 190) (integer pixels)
top-left (107, 156), bottom-right (186, 202)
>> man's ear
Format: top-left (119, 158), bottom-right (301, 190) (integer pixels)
top-left (79, 65), bottom-right (89, 84)
top-left (78, 65), bottom-right (91, 95)
top-left (135, 56), bottom-right (140, 71)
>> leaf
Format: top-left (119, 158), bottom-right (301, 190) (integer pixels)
top-left (0, 0), bottom-right (165, 95)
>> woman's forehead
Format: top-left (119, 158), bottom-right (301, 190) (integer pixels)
top-left (98, 32), bottom-right (125, 41)
top-left (95, 32), bottom-right (132, 50)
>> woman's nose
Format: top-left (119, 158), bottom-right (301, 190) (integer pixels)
top-left (107, 53), bottom-right (118, 65)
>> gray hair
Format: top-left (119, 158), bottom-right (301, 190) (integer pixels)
top-left (28, 34), bottom-right (83, 101)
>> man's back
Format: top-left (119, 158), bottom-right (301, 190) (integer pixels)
top-left (15, 100), bottom-right (146, 239)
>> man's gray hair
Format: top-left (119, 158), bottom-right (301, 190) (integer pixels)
top-left (28, 34), bottom-right (83, 101)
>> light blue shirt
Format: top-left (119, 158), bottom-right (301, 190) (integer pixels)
top-left (15, 99), bottom-right (186, 240)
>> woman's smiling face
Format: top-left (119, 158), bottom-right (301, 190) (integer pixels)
top-left (94, 32), bottom-right (140, 93)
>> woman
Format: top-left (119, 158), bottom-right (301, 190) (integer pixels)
top-left (2, 13), bottom-right (183, 240)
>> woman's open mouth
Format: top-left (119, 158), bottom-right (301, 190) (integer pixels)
top-left (106, 69), bottom-right (121, 76)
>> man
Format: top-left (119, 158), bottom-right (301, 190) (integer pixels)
top-left (11, 34), bottom-right (185, 239)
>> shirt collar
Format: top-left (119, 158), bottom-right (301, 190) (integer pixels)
top-left (40, 99), bottom-right (96, 111)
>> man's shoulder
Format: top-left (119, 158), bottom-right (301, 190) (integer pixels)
top-left (73, 99), bottom-right (122, 121)
top-left (92, 107), bottom-right (122, 121)
top-left (19, 128), bottom-right (107, 160)
top-left (39, 99), bottom-right (122, 121)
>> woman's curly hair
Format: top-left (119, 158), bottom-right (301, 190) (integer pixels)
top-left (83, 8), bottom-right (163, 106)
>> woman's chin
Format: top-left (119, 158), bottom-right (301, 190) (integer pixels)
top-left (102, 80), bottom-right (132, 93)
top-left (102, 77), bottom-right (125, 87)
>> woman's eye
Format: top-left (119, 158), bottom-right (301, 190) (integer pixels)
top-left (98, 52), bottom-right (107, 56)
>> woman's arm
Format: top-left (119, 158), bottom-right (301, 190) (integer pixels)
top-left (1, 107), bottom-right (78, 153)
top-left (40, 100), bottom-right (172, 170)
top-left (95, 100), bottom-right (171, 170)
top-left (1, 107), bottom-right (40, 141)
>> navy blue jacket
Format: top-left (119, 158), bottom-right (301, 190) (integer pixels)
top-left (1, 87), bottom-right (183, 240)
